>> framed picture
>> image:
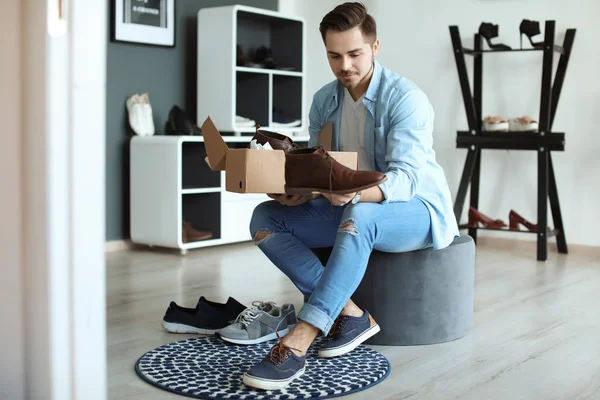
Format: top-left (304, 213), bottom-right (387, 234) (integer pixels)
top-left (112, 0), bottom-right (175, 47)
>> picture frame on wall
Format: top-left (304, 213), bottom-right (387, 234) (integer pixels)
top-left (111, 0), bottom-right (175, 47)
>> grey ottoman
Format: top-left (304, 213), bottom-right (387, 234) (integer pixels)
top-left (311, 235), bottom-right (475, 346)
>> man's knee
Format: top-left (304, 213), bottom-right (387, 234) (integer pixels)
top-left (338, 219), bottom-right (358, 235)
top-left (250, 200), bottom-right (285, 242)
top-left (249, 201), bottom-right (272, 236)
top-left (253, 229), bottom-right (273, 243)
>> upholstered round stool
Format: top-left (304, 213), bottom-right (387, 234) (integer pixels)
top-left (312, 235), bottom-right (475, 346)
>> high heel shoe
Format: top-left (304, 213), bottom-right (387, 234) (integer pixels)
top-left (468, 207), bottom-right (507, 229)
top-left (478, 22), bottom-right (512, 51)
top-left (509, 210), bottom-right (536, 231)
top-left (508, 210), bottom-right (551, 232)
top-left (519, 19), bottom-right (544, 49)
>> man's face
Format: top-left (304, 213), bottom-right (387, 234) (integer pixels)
top-left (325, 27), bottom-right (379, 91)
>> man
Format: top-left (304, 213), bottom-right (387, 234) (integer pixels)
top-left (244, 2), bottom-right (459, 390)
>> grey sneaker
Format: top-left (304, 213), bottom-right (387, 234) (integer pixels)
top-left (281, 303), bottom-right (298, 327)
top-left (218, 301), bottom-right (296, 345)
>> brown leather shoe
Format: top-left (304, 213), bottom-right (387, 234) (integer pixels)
top-left (182, 221), bottom-right (213, 242)
top-left (468, 207), bottom-right (506, 229)
top-left (284, 146), bottom-right (387, 195)
top-left (250, 128), bottom-right (297, 151)
top-left (508, 209), bottom-right (551, 232)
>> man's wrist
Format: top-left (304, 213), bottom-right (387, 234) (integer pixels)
top-left (356, 186), bottom-right (384, 203)
top-left (350, 191), bottom-right (362, 204)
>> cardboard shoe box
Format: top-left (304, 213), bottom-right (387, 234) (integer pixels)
top-left (201, 116), bottom-right (358, 194)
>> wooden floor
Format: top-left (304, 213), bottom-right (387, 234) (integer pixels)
top-left (107, 238), bottom-right (600, 400)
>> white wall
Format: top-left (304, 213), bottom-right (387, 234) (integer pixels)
top-left (0, 2), bottom-right (25, 399)
top-left (280, 0), bottom-right (599, 247)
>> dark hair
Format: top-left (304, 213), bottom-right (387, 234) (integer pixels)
top-left (319, 2), bottom-right (377, 44)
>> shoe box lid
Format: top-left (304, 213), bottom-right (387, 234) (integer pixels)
top-left (201, 116), bottom-right (357, 194)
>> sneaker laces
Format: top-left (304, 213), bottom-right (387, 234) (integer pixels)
top-left (328, 315), bottom-right (349, 339)
top-left (269, 333), bottom-right (303, 366)
top-left (252, 300), bottom-right (276, 310)
top-left (315, 145), bottom-right (335, 202)
top-left (234, 300), bottom-right (277, 327)
top-left (235, 308), bottom-right (260, 327)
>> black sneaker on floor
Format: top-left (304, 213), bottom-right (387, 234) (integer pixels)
top-left (162, 296), bottom-right (246, 334)
top-left (317, 310), bottom-right (380, 358)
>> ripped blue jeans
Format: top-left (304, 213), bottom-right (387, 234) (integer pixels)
top-left (249, 196), bottom-right (432, 335)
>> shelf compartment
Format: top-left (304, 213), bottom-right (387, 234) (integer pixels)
top-left (182, 142), bottom-right (221, 189)
top-left (272, 75), bottom-right (302, 128)
top-left (236, 71), bottom-right (269, 129)
top-left (182, 193), bottom-right (221, 242)
top-left (456, 131), bottom-right (565, 151)
top-left (236, 10), bottom-right (303, 73)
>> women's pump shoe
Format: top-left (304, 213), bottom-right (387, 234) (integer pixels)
top-left (468, 207), bottom-right (507, 229)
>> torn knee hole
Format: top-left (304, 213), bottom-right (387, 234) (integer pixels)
top-left (253, 230), bottom-right (272, 243)
top-left (338, 220), bottom-right (357, 234)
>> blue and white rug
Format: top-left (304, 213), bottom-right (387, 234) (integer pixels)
top-left (135, 336), bottom-right (390, 399)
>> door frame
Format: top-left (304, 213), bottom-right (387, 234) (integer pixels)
top-left (19, 0), bottom-right (107, 398)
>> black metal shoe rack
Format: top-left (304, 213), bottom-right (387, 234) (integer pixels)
top-left (449, 21), bottom-right (576, 261)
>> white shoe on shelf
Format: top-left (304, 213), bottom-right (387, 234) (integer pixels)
top-left (138, 93), bottom-right (155, 136)
top-left (508, 116), bottom-right (539, 132)
top-left (235, 115), bottom-right (256, 128)
top-left (482, 115), bottom-right (509, 132)
top-left (126, 93), bottom-right (155, 136)
top-left (270, 119), bottom-right (302, 128)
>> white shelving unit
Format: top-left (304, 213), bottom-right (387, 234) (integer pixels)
top-left (129, 135), bottom-right (309, 254)
top-left (197, 5), bottom-right (306, 136)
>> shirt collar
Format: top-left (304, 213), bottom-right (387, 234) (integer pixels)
top-left (364, 59), bottom-right (382, 103)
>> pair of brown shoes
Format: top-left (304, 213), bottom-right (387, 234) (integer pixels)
top-left (251, 128), bottom-right (387, 195)
top-left (182, 221), bottom-right (213, 243)
top-left (468, 207), bottom-right (551, 232)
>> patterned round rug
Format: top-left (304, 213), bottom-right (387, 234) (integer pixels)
top-left (135, 336), bottom-right (391, 400)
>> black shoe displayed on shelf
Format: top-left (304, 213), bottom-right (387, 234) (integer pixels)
top-left (478, 22), bottom-right (512, 50)
top-left (162, 296), bottom-right (247, 334)
top-left (236, 44), bottom-right (249, 67)
top-left (165, 105), bottom-right (201, 136)
top-left (519, 19), bottom-right (544, 49)
top-left (237, 44), bottom-right (271, 69)
top-left (236, 44), bottom-right (296, 71)
top-left (272, 107), bottom-right (301, 128)
top-left (252, 46), bottom-right (277, 69)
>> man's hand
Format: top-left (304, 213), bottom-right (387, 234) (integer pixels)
top-left (321, 192), bottom-right (356, 207)
top-left (267, 193), bottom-right (316, 206)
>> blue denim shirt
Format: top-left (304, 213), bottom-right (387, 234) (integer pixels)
top-left (308, 60), bottom-right (459, 250)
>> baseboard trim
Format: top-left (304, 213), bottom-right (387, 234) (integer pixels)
top-left (105, 240), bottom-right (134, 252)
top-left (474, 234), bottom-right (600, 257)
top-left (104, 235), bottom-right (599, 256)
